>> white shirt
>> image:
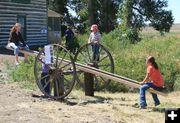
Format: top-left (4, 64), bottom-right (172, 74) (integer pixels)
top-left (89, 32), bottom-right (101, 43)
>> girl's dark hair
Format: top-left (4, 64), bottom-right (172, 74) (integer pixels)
top-left (147, 56), bottom-right (159, 69)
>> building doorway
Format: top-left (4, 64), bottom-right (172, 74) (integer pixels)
top-left (17, 15), bottom-right (26, 40)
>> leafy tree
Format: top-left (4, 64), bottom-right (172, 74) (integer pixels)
top-left (48, 0), bottom-right (75, 25)
top-left (98, 0), bottom-right (121, 33)
top-left (67, 0), bottom-right (89, 32)
top-left (88, 0), bottom-right (98, 25)
top-left (69, 0), bottom-right (121, 33)
top-left (48, 0), bottom-right (68, 15)
top-left (119, 0), bottom-right (174, 43)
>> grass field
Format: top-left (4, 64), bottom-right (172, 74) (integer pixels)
top-left (142, 23), bottom-right (180, 33)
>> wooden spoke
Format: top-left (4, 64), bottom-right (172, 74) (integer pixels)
top-left (99, 76), bottom-right (108, 84)
top-left (94, 76), bottom-right (100, 89)
top-left (55, 46), bottom-right (60, 67)
top-left (80, 52), bottom-right (90, 63)
top-left (40, 74), bottom-right (49, 81)
top-left (74, 43), bottom-right (114, 91)
top-left (54, 78), bottom-right (60, 97)
top-left (98, 55), bottom-right (108, 63)
top-left (58, 52), bottom-right (67, 67)
top-left (61, 62), bottom-right (72, 70)
top-left (42, 79), bottom-right (51, 91)
top-left (85, 45), bottom-right (92, 62)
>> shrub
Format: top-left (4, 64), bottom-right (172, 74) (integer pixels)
top-left (10, 56), bottom-right (35, 82)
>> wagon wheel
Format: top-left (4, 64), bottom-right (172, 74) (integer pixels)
top-left (74, 43), bottom-right (114, 91)
top-left (34, 44), bottom-right (76, 100)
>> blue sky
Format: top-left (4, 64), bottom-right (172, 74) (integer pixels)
top-left (168, 0), bottom-right (180, 23)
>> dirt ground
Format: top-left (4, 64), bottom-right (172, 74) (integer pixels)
top-left (0, 83), bottom-right (126, 123)
top-left (0, 54), bottom-right (124, 123)
top-left (0, 54), bottom-right (180, 123)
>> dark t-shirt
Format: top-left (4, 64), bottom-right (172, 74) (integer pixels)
top-left (65, 29), bottom-right (74, 41)
top-left (9, 32), bottom-right (25, 46)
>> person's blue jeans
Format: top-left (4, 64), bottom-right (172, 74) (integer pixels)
top-left (140, 82), bottom-right (160, 107)
top-left (92, 44), bottom-right (100, 61)
top-left (8, 42), bottom-right (29, 55)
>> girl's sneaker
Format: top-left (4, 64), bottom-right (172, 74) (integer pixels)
top-left (140, 105), bottom-right (147, 109)
top-left (15, 61), bottom-right (19, 66)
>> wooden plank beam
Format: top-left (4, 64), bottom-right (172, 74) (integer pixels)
top-left (6, 48), bottom-right (168, 96)
top-left (6, 46), bottom-right (38, 57)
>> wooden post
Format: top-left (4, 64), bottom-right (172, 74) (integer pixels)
top-left (54, 75), bottom-right (64, 98)
top-left (84, 63), bottom-right (94, 96)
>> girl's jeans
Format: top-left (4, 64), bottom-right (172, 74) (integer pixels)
top-left (140, 82), bottom-right (160, 107)
top-left (7, 42), bottom-right (29, 55)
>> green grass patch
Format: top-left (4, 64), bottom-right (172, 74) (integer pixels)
top-left (77, 32), bottom-right (180, 92)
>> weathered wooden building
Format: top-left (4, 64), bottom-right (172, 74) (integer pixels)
top-left (0, 0), bottom-right (48, 47)
top-left (48, 9), bottom-right (62, 44)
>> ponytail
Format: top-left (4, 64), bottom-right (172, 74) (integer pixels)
top-left (152, 61), bottom-right (158, 69)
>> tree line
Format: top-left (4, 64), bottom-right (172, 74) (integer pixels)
top-left (47, 0), bottom-right (174, 42)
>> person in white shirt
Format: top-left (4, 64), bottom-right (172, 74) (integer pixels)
top-left (88, 24), bottom-right (101, 61)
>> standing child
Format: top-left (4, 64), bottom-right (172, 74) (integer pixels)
top-left (88, 24), bottom-right (101, 61)
top-left (139, 56), bottom-right (164, 109)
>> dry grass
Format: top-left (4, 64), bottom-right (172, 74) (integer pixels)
top-left (142, 24), bottom-right (180, 33)
top-left (3, 82), bottom-right (179, 123)
top-left (67, 90), bottom-right (180, 123)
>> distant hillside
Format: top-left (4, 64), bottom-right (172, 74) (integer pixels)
top-left (142, 23), bottom-right (180, 33)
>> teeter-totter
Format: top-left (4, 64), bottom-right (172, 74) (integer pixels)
top-left (6, 43), bottom-right (168, 100)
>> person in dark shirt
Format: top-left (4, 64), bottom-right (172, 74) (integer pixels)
top-left (7, 23), bottom-right (29, 65)
top-left (65, 26), bottom-right (75, 53)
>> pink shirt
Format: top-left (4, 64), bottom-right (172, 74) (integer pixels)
top-left (147, 65), bottom-right (164, 87)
